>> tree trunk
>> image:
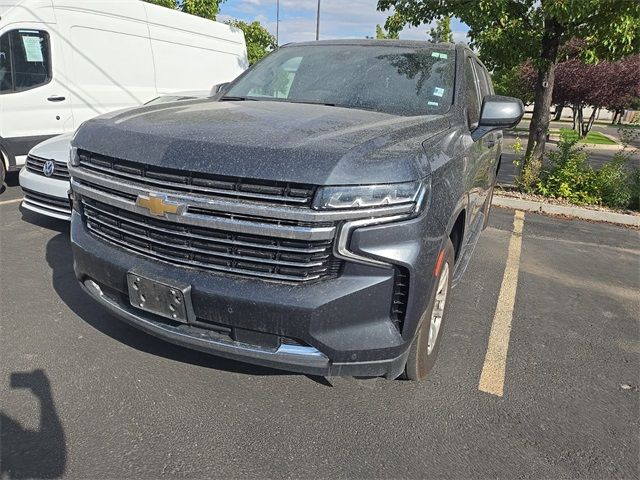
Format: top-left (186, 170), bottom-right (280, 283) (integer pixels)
top-left (522, 17), bottom-right (563, 187)
top-left (581, 107), bottom-right (598, 138)
top-left (572, 106), bottom-right (578, 130)
top-left (611, 110), bottom-right (619, 125)
top-left (576, 105), bottom-right (583, 135)
top-left (553, 104), bottom-right (563, 121)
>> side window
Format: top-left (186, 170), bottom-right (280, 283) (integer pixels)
top-left (0, 29), bottom-right (51, 94)
top-left (475, 62), bottom-right (491, 98)
top-left (484, 68), bottom-right (495, 95)
top-left (0, 33), bottom-right (13, 92)
top-left (464, 58), bottom-right (480, 128)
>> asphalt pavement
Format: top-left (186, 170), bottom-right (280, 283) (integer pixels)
top-left (1, 178), bottom-right (639, 479)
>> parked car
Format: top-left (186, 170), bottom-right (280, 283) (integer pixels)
top-left (0, 0), bottom-right (248, 185)
top-left (19, 92), bottom-right (209, 220)
top-left (68, 40), bottom-right (523, 380)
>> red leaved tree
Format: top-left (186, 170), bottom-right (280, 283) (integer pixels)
top-left (521, 54), bottom-right (640, 137)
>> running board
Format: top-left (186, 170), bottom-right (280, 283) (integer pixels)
top-left (452, 211), bottom-right (484, 287)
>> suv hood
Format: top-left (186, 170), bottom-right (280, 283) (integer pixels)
top-left (73, 99), bottom-right (450, 185)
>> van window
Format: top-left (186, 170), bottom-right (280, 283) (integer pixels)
top-left (0, 33), bottom-right (12, 92)
top-left (464, 58), bottom-right (480, 128)
top-left (0, 30), bottom-right (51, 93)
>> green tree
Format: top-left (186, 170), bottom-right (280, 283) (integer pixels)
top-left (491, 66), bottom-right (534, 105)
top-left (225, 20), bottom-right (276, 65)
top-left (377, 0), bottom-right (640, 188)
top-left (143, 0), bottom-right (177, 8)
top-left (182, 0), bottom-right (226, 20)
top-left (376, 24), bottom-right (399, 39)
top-left (429, 16), bottom-right (453, 43)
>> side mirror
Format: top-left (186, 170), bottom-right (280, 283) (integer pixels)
top-left (210, 82), bottom-right (230, 96)
top-left (472, 95), bottom-right (524, 141)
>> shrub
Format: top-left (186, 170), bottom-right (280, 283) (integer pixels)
top-left (629, 167), bottom-right (640, 211)
top-left (594, 153), bottom-right (633, 209)
top-left (536, 132), bottom-right (601, 205)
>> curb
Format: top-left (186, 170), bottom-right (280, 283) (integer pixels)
top-left (492, 194), bottom-right (640, 227)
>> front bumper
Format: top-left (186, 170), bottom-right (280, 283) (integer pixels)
top-left (19, 167), bottom-right (71, 220)
top-left (71, 206), bottom-right (443, 378)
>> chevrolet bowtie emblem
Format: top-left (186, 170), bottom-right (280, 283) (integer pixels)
top-left (136, 193), bottom-right (184, 217)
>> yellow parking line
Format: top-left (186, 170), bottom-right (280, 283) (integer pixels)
top-left (0, 197), bottom-right (22, 206)
top-left (479, 210), bottom-right (525, 397)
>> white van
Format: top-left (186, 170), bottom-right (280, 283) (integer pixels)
top-left (0, 0), bottom-right (248, 183)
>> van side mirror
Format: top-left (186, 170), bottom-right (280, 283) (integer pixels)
top-left (210, 82), bottom-right (230, 96)
top-left (472, 95), bottom-right (524, 141)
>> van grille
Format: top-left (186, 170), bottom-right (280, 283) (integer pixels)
top-left (77, 150), bottom-right (315, 206)
top-left (81, 197), bottom-right (342, 283)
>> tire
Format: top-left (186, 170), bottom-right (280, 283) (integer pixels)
top-left (403, 238), bottom-right (455, 381)
top-left (0, 157), bottom-right (5, 187)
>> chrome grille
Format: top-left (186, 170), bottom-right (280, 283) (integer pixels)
top-left (81, 198), bottom-right (342, 283)
top-left (26, 155), bottom-right (70, 180)
top-left (77, 150), bottom-right (315, 205)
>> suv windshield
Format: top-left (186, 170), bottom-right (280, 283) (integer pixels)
top-left (224, 44), bottom-right (456, 116)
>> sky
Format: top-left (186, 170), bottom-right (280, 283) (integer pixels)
top-left (217, 0), bottom-right (470, 45)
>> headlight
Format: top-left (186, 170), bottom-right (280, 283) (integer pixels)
top-left (312, 180), bottom-right (426, 211)
top-left (69, 147), bottom-right (79, 167)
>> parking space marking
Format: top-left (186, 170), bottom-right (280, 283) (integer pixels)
top-left (479, 209), bottom-right (525, 397)
top-left (0, 197), bottom-right (22, 206)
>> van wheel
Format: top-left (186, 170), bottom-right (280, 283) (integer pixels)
top-left (0, 159), bottom-right (6, 187)
top-left (403, 238), bottom-right (454, 381)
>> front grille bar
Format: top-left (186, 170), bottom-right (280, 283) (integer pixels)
top-left (72, 179), bottom-right (336, 242)
top-left (79, 158), bottom-right (312, 205)
top-left (86, 223), bottom-right (331, 282)
top-left (69, 165), bottom-right (417, 223)
top-left (84, 205), bottom-right (328, 269)
top-left (83, 200), bottom-right (330, 254)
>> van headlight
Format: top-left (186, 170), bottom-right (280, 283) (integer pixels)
top-left (312, 180), bottom-right (427, 212)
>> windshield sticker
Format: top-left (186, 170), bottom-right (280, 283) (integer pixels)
top-left (431, 52), bottom-right (448, 59)
top-left (433, 87), bottom-right (445, 97)
top-left (428, 101), bottom-right (439, 106)
top-left (22, 36), bottom-right (43, 62)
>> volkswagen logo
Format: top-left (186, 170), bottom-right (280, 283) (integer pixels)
top-left (43, 160), bottom-right (56, 177)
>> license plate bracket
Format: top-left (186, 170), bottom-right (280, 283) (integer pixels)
top-left (127, 272), bottom-right (194, 323)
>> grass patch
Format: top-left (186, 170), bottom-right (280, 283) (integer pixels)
top-left (559, 128), bottom-right (617, 145)
top-left (511, 127), bottom-right (617, 145)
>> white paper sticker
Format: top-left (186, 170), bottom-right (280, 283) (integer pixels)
top-left (431, 52), bottom-right (448, 59)
top-left (433, 87), bottom-right (445, 97)
top-left (22, 36), bottom-right (43, 62)
top-left (428, 101), bottom-right (439, 106)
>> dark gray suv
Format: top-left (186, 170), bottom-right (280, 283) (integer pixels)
top-left (68, 40), bottom-right (523, 380)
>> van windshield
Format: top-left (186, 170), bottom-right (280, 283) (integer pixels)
top-left (224, 44), bottom-right (456, 116)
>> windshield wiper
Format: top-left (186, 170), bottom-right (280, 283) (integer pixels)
top-left (283, 99), bottom-right (336, 107)
top-left (220, 96), bottom-right (258, 101)
top-left (286, 99), bottom-right (376, 111)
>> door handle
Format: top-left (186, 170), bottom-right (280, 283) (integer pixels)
top-left (47, 95), bottom-right (66, 102)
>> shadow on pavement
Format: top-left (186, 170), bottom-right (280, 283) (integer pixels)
top-left (0, 369), bottom-right (66, 479)
top-left (43, 231), bottom-right (321, 381)
top-left (19, 207), bottom-right (69, 233)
